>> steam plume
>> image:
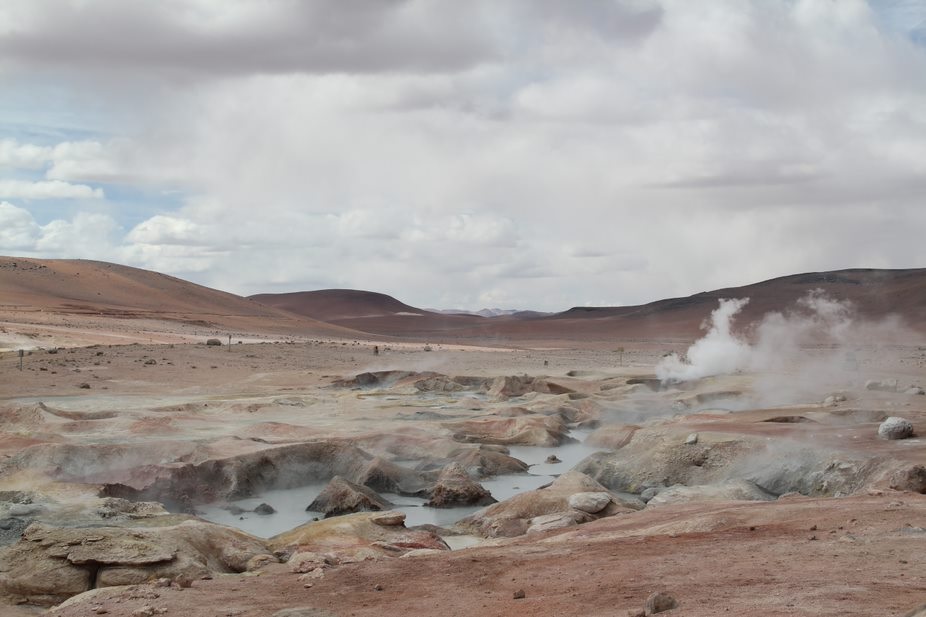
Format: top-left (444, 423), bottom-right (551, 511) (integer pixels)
top-left (656, 298), bottom-right (751, 382)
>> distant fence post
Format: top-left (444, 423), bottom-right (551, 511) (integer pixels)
top-left (18, 349), bottom-right (24, 371)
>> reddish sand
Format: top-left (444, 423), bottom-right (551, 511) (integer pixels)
top-left (45, 494), bottom-right (926, 617)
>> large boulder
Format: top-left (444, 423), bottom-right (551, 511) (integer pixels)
top-left (306, 476), bottom-right (393, 518)
top-left (878, 417), bottom-right (914, 440)
top-left (425, 463), bottom-right (495, 508)
top-left (890, 465), bottom-right (926, 494)
top-left (567, 492), bottom-right (612, 513)
top-left (445, 446), bottom-right (529, 477)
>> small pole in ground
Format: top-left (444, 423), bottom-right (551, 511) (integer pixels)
top-left (228, 334), bottom-right (232, 350)
top-left (18, 349), bottom-right (24, 371)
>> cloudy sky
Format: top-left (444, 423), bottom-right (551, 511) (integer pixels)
top-left (1, 0), bottom-right (925, 311)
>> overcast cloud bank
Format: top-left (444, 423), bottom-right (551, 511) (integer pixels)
top-left (1, 0), bottom-right (925, 310)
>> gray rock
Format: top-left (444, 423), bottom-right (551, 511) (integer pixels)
top-left (890, 465), bottom-right (926, 494)
top-left (644, 591), bottom-right (678, 615)
top-left (307, 476), bottom-right (392, 517)
top-left (640, 487), bottom-right (661, 503)
top-left (526, 512), bottom-right (583, 534)
top-left (878, 417), bottom-right (914, 440)
top-left (866, 379), bottom-right (898, 392)
top-left (254, 503), bottom-right (276, 515)
top-left (426, 462), bottom-right (496, 508)
top-left (822, 394), bottom-right (847, 406)
top-left (906, 386), bottom-right (925, 396)
top-left (684, 433), bottom-right (698, 445)
top-left (567, 492), bottom-right (612, 513)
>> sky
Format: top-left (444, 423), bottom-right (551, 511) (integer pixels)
top-left (1, 0), bottom-right (925, 312)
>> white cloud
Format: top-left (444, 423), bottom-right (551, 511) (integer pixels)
top-left (126, 215), bottom-right (207, 246)
top-left (0, 201), bottom-right (41, 249)
top-left (1, 1), bottom-right (925, 310)
top-left (0, 202), bottom-right (120, 258)
top-left (35, 211), bottom-right (120, 253)
top-left (0, 179), bottom-right (103, 199)
top-left (0, 139), bottom-right (53, 169)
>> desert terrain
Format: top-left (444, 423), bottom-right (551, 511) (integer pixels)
top-left (1, 258), bottom-right (925, 617)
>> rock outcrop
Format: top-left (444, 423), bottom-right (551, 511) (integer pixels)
top-left (425, 463), bottom-right (495, 508)
top-left (459, 471), bottom-right (642, 538)
top-left (306, 476), bottom-right (393, 517)
top-left (0, 520), bottom-right (272, 606)
top-left (645, 480), bottom-right (776, 506)
top-left (269, 511), bottom-right (449, 562)
top-left (447, 415), bottom-right (572, 447)
top-left (576, 428), bottom-right (881, 498)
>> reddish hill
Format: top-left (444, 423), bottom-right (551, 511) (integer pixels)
top-left (252, 269), bottom-right (926, 344)
top-left (0, 257), bottom-right (359, 338)
top-left (249, 289), bottom-right (427, 321)
top-left (249, 289), bottom-right (494, 338)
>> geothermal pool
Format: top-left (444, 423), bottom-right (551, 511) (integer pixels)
top-left (197, 430), bottom-right (600, 539)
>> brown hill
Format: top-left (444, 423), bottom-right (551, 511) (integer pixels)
top-left (250, 289), bottom-right (493, 338)
top-left (0, 257), bottom-right (358, 339)
top-left (249, 289), bottom-right (427, 321)
top-left (252, 269), bottom-right (926, 344)
top-left (545, 268), bottom-right (926, 336)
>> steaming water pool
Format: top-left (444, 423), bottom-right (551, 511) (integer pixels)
top-left (196, 430), bottom-right (602, 540)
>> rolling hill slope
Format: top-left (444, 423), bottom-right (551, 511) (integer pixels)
top-left (0, 257), bottom-right (360, 338)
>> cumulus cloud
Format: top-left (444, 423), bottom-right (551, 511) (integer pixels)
top-left (0, 139), bottom-right (53, 169)
top-left (0, 202), bottom-right (119, 257)
top-left (0, 179), bottom-right (103, 199)
top-left (0, 202), bottom-right (41, 249)
top-left (126, 215), bottom-right (208, 246)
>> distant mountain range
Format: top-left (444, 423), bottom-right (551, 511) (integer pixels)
top-left (3, 256), bottom-right (926, 344)
top-left (428, 308), bottom-right (553, 318)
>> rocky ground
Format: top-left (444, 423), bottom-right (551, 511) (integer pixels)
top-left (0, 334), bottom-right (925, 616)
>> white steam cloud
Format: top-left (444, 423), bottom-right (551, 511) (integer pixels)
top-left (656, 298), bottom-right (752, 382)
top-left (656, 290), bottom-right (909, 388)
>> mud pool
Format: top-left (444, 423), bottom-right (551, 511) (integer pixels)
top-left (197, 430), bottom-right (602, 539)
